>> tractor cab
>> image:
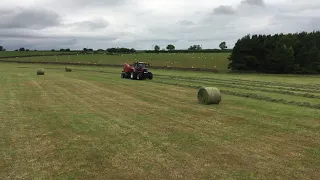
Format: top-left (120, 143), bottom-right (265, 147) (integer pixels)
top-left (132, 62), bottom-right (149, 69)
top-left (132, 62), bottom-right (150, 72)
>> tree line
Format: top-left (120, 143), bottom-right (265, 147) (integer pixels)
top-left (151, 42), bottom-right (229, 53)
top-left (228, 31), bottom-right (320, 74)
top-left (0, 41), bottom-right (229, 54)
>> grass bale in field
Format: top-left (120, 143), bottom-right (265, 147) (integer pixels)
top-left (197, 87), bottom-right (221, 105)
top-left (37, 68), bottom-right (45, 75)
top-left (65, 67), bottom-right (72, 72)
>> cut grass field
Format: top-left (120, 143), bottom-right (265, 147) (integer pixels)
top-left (0, 52), bottom-right (230, 72)
top-left (0, 63), bottom-right (319, 179)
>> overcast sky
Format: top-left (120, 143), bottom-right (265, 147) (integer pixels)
top-left (0, 0), bottom-right (319, 50)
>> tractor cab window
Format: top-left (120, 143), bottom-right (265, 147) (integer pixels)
top-left (138, 63), bottom-right (146, 68)
top-left (134, 63), bottom-right (148, 69)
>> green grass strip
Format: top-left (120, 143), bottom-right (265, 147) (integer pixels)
top-left (152, 80), bottom-right (320, 110)
top-left (156, 74), bottom-right (320, 91)
top-left (158, 76), bottom-right (320, 99)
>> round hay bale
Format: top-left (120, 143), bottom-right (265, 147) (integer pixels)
top-left (197, 87), bottom-right (221, 105)
top-left (37, 68), bottom-right (45, 75)
top-left (65, 67), bottom-right (72, 72)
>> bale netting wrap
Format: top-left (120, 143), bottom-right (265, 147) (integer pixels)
top-left (37, 68), bottom-right (45, 75)
top-left (197, 87), bottom-right (221, 105)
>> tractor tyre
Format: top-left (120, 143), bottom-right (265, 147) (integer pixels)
top-left (130, 71), bottom-right (136, 80)
top-left (148, 72), bottom-right (153, 80)
top-left (137, 73), bottom-right (143, 80)
top-left (121, 72), bottom-right (125, 78)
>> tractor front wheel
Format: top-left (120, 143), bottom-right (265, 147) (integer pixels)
top-left (121, 72), bottom-right (125, 78)
top-left (137, 73), bottom-right (143, 80)
top-left (130, 71), bottom-right (136, 79)
top-left (148, 72), bottom-right (153, 80)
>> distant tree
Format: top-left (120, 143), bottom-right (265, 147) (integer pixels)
top-left (219, 42), bottom-right (227, 50)
top-left (188, 45), bottom-right (202, 51)
top-left (51, 49), bottom-right (55, 52)
top-left (166, 44), bottom-right (175, 51)
top-left (154, 45), bottom-right (160, 52)
top-left (130, 48), bottom-right (136, 53)
top-left (15, 49), bottom-right (18, 51)
top-left (106, 47), bottom-right (136, 54)
top-left (26, 49), bottom-right (30, 51)
top-left (0, 46), bottom-right (3, 51)
top-left (65, 48), bottom-right (70, 52)
top-left (60, 49), bottom-right (65, 52)
top-left (19, 47), bottom-right (25, 51)
top-left (83, 48), bottom-right (88, 52)
top-left (88, 48), bottom-right (93, 51)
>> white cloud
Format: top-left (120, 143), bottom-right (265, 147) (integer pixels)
top-left (0, 0), bottom-right (320, 50)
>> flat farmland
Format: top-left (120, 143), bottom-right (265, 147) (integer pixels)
top-left (0, 51), bottom-right (78, 57)
top-left (0, 53), bottom-right (230, 72)
top-left (0, 63), bottom-right (319, 179)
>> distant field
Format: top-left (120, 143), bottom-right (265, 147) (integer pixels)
top-left (0, 63), bottom-right (319, 179)
top-left (0, 51), bottom-right (78, 57)
top-left (0, 53), bottom-right (230, 72)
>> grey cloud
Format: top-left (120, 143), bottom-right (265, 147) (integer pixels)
top-left (240, 0), bottom-right (265, 7)
top-left (0, 7), bottom-right (61, 29)
top-left (177, 20), bottom-right (195, 26)
top-left (213, 5), bottom-right (236, 15)
top-left (66, 18), bottom-right (109, 30)
top-left (0, 27), bottom-right (119, 50)
top-left (1, 36), bottom-right (117, 51)
top-left (1, 38), bottom-right (76, 50)
top-left (211, 1), bottom-right (266, 16)
top-left (55, 0), bottom-right (129, 7)
top-left (0, 28), bottom-right (118, 41)
top-left (0, 8), bottom-right (14, 15)
top-left (267, 15), bottom-right (320, 33)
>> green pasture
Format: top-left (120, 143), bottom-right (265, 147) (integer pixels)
top-left (0, 63), bottom-right (319, 179)
top-left (0, 53), bottom-right (230, 72)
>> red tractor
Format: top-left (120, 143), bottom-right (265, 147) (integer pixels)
top-left (121, 62), bottom-right (153, 80)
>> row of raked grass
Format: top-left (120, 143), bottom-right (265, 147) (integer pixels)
top-left (157, 76), bottom-right (320, 99)
top-left (155, 74), bottom-right (320, 91)
top-left (13, 65), bottom-right (319, 109)
top-left (151, 80), bottom-right (320, 109)
top-left (54, 66), bottom-right (320, 109)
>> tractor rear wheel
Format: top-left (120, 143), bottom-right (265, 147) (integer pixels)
top-left (121, 72), bottom-right (125, 78)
